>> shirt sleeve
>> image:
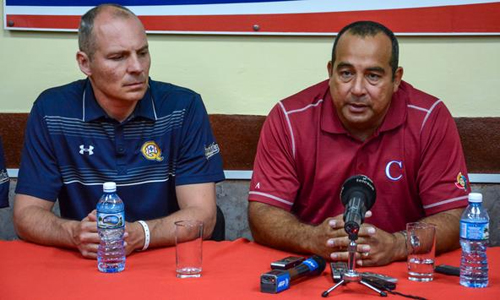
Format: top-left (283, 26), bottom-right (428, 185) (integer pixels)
top-left (418, 102), bottom-right (469, 216)
top-left (15, 102), bottom-right (62, 202)
top-left (175, 93), bottom-right (225, 186)
top-left (248, 103), bottom-right (299, 211)
top-left (0, 137), bottom-right (9, 208)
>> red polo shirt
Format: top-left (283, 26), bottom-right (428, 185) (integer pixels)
top-left (248, 80), bottom-right (469, 233)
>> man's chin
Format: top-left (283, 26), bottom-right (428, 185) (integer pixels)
top-left (342, 115), bottom-right (378, 131)
top-left (123, 89), bottom-right (147, 101)
top-left (343, 111), bottom-right (371, 124)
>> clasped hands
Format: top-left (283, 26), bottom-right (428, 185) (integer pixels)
top-left (72, 210), bottom-right (141, 259)
top-left (315, 211), bottom-right (399, 267)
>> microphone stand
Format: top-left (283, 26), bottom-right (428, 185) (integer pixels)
top-left (322, 239), bottom-right (387, 297)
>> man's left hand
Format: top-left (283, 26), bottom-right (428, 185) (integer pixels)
top-left (124, 221), bottom-right (144, 255)
top-left (354, 224), bottom-right (400, 267)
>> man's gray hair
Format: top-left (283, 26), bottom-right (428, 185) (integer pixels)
top-left (78, 4), bottom-right (137, 59)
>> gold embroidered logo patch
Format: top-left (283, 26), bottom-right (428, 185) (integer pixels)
top-left (141, 141), bottom-right (164, 162)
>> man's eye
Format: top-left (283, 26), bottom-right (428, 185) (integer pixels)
top-left (109, 55), bottom-right (124, 61)
top-left (340, 71), bottom-right (353, 78)
top-left (367, 74), bottom-right (381, 81)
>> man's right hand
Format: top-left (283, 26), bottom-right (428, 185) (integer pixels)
top-left (73, 210), bottom-right (100, 259)
top-left (308, 215), bottom-right (346, 257)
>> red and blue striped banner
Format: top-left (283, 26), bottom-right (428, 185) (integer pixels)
top-left (4, 0), bottom-right (500, 35)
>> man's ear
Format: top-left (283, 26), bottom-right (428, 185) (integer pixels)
top-left (327, 61), bottom-right (334, 78)
top-left (76, 51), bottom-right (92, 76)
top-left (392, 67), bottom-right (404, 92)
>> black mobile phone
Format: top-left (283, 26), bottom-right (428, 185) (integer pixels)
top-left (361, 272), bottom-right (398, 283)
top-left (362, 276), bottom-right (397, 291)
top-left (435, 264), bottom-right (460, 276)
top-left (330, 262), bottom-right (348, 283)
top-left (270, 256), bottom-right (305, 270)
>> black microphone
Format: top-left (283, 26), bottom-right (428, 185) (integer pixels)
top-left (340, 175), bottom-right (376, 240)
top-left (260, 255), bottom-right (326, 293)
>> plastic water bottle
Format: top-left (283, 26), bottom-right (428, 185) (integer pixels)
top-left (97, 182), bottom-right (125, 273)
top-left (459, 192), bottom-right (489, 288)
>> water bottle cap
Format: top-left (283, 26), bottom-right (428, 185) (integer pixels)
top-left (468, 192), bottom-right (482, 203)
top-left (103, 182), bottom-right (117, 192)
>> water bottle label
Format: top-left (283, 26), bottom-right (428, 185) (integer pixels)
top-left (97, 212), bottom-right (125, 229)
top-left (460, 221), bottom-right (489, 240)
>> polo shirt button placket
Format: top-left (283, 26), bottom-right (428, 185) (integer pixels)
top-left (355, 149), bottom-right (366, 174)
top-left (114, 124), bottom-right (127, 175)
top-left (118, 167), bottom-right (126, 175)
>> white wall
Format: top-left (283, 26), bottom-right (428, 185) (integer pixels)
top-left (1, 5), bottom-right (499, 116)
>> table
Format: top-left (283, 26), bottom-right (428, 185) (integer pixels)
top-left (0, 239), bottom-right (498, 300)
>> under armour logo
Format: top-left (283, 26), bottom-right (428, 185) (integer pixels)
top-left (79, 145), bottom-right (94, 155)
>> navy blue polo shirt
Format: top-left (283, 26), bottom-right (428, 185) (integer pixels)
top-left (16, 78), bottom-right (225, 221)
top-left (0, 137), bottom-right (9, 208)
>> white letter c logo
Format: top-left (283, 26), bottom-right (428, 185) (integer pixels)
top-left (385, 160), bottom-right (403, 181)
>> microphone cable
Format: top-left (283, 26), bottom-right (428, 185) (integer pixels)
top-left (363, 277), bottom-right (427, 300)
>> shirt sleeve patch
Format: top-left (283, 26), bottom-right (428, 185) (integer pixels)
top-left (455, 172), bottom-right (468, 190)
top-left (204, 142), bottom-right (220, 160)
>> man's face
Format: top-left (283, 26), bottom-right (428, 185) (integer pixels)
top-left (328, 32), bottom-right (402, 139)
top-left (82, 13), bottom-right (151, 105)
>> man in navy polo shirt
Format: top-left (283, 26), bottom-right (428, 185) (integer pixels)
top-left (248, 21), bottom-right (469, 266)
top-left (0, 137), bottom-right (9, 208)
top-left (14, 4), bottom-right (224, 258)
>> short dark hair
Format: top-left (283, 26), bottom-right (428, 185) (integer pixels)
top-left (78, 4), bottom-right (136, 59)
top-left (331, 21), bottom-right (399, 79)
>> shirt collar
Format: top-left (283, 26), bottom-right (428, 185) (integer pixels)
top-left (321, 81), bottom-right (408, 135)
top-left (83, 78), bottom-right (157, 122)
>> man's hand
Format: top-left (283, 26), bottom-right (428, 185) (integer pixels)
top-left (353, 224), bottom-right (401, 267)
top-left (124, 221), bottom-right (144, 255)
top-left (324, 213), bottom-right (373, 261)
top-left (327, 218), bottom-right (404, 266)
top-left (72, 210), bottom-right (100, 259)
top-left (308, 215), bottom-right (346, 258)
top-left (75, 210), bottom-right (137, 258)
top-left (325, 211), bottom-right (405, 267)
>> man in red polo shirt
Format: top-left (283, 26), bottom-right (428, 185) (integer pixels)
top-left (248, 21), bottom-right (469, 266)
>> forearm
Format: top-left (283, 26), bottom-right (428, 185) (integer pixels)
top-left (248, 201), bottom-right (324, 255)
top-left (133, 206), bottom-right (215, 250)
top-left (14, 202), bottom-right (78, 249)
top-left (148, 207), bottom-right (215, 247)
top-left (421, 208), bottom-right (463, 254)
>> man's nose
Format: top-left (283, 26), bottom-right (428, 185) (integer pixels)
top-left (351, 76), bottom-right (366, 96)
top-left (128, 54), bottom-right (143, 74)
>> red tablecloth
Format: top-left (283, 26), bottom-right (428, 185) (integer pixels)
top-left (0, 239), bottom-right (498, 300)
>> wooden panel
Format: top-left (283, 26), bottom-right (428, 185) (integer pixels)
top-left (455, 117), bottom-right (500, 173)
top-left (1, 113), bottom-right (499, 173)
top-left (0, 113), bottom-right (27, 169)
top-left (209, 114), bottom-right (265, 170)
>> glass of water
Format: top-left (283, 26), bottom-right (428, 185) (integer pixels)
top-left (175, 220), bottom-right (204, 278)
top-left (406, 222), bottom-right (436, 282)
